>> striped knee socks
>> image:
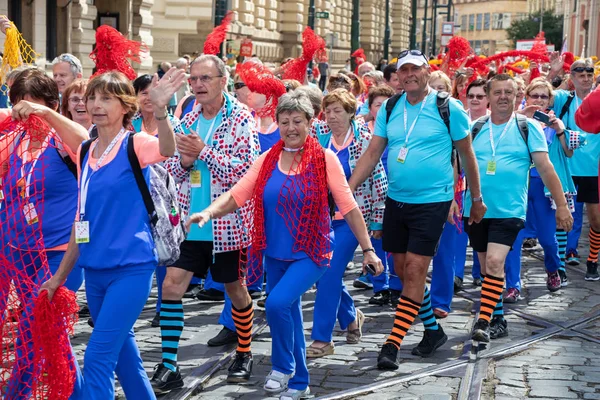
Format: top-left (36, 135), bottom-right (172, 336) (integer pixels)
top-left (588, 228), bottom-right (600, 263)
top-left (556, 229), bottom-right (567, 271)
top-left (232, 302), bottom-right (254, 354)
top-left (418, 286), bottom-right (439, 331)
top-left (385, 295), bottom-right (421, 349)
top-left (160, 300), bottom-right (184, 371)
top-left (493, 295), bottom-right (504, 318)
top-left (479, 274), bottom-right (504, 323)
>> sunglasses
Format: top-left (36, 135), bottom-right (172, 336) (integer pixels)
top-left (234, 82), bottom-right (246, 90)
top-left (398, 49), bottom-right (428, 63)
top-left (528, 94), bottom-right (549, 100)
top-left (571, 67), bottom-right (594, 74)
top-left (467, 94), bottom-right (486, 100)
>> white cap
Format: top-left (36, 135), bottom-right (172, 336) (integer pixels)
top-left (397, 53), bottom-right (428, 69)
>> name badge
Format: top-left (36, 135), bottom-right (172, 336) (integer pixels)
top-left (486, 160), bottom-right (497, 176)
top-left (23, 202), bottom-right (39, 225)
top-left (75, 221), bottom-right (90, 243)
top-left (397, 146), bottom-right (409, 163)
top-left (190, 170), bottom-right (202, 188)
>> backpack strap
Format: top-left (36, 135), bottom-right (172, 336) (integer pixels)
top-left (180, 95), bottom-right (196, 119)
top-left (79, 139), bottom-right (95, 169)
top-left (515, 113), bottom-right (532, 163)
top-left (558, 91), bottom-right (575, 122)
top-left (385, 92), bottom-right (404, 124)
top-left (126, 132), bottom-right (158, 226)
top-left (471, 115), bottom-right (490, 140)
top-left (56, 146), bottom-right (78, 178)
top-left (436, 91), bottom-right (451, 133)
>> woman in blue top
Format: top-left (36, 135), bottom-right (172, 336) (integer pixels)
top-left (41, 68), bottom-right (185, 400)
top-left (0, 67), bottom-right (88, 400)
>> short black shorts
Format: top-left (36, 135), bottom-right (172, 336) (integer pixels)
top-left (572, 176), bottom-right (599, 204)
top-left (168, 240), bottom-right (244, 284)
top-left (382, 197), bottom-right (452, 257)
top-left (464, 218), bottom-right (525, 253)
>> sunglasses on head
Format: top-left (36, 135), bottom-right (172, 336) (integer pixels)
top-left (398, 49), bottom-right (428, 62)
top-left (571, 67), bottom-right (594, 74)
top-left (234, 82), bottom-right (246, 90)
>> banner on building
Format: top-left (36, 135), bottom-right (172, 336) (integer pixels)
top-left (240, 38), bottom-right (253, 57)
top-left (516, 39), bottom-right (555, 52)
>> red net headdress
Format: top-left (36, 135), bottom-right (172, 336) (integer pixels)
top-left (240, 136), bottom-right (332, 285)
top-left (89, 25), bottom-right (148, 80)
top-left (563, 52), bottom-right (576, 73)
top-left (203, 11), bottom-right (234, 55)
top-left (281, 27), bottom-right (326, 82)
top-left (0, 115), bottom-right (79, 399)
top-left (442, 37), bottom-right (473, 76)
top-left (351, 48), bottom-right (366, 75)
top-left (236, 61), bottom-right (286, 118)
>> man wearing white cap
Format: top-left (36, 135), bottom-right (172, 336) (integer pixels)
top-left (349, 49), bottom-right (486, 370)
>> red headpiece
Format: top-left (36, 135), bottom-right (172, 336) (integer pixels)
top-left (203, 11), bottom-right (234, 55)
top-left (281, 27), bottom-right (326, 82)
top-left (236, 61), bottom-right (286, 118)
top-left (530, 32), bottom-right (548, 55)
top-left (351, 48), bottom-right (366, 74)
top-left (443, 37), bottom-right (473, 76)
top-left (89, 25), bottom-right (148, 81)
top-left (563, 52), bottom-right (576, 72)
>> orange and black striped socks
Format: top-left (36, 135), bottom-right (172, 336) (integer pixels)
top-left (588, 228), bottom-right (600, 262)
top-left (479, 274), bottom-right (504, 323)
top-left (232, 302), bottom-right (254, 354)
top-left (385, 295), bottom-right (421, 349)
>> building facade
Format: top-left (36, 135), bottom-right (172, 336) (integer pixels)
top-left (561, 0), bottom-right (599, 58)
top-left (0, 0), bottom-right (411, 75)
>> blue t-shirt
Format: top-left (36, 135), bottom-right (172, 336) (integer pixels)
top-left (464, 117), bottom-right (548, 220)
top-left (186, 112), bottom-right (222, 241)
top-left (551, 90), bottom-right (597, 177)
top-left (374, 90), bottom-right (470, 204)
top-left (258, 129), bottom-right (281, 154)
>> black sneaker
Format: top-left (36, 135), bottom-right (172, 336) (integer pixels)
top-left (471, 319), bottom-right (490, 342)
top-left (558, 269), bottom-right (568, 286)
top-left (195, 288), bottom-right (225, 301)
top-left (208, 327), bottom-right (238, 347)
top-left (227, 352), bottom-right (253, 383)
top-left (87, 318), bottom-right (94, 328)
top-left (369, 290), bottom-right (391, 306)
top-left (522, 238), bottom-right (537, 249)
top-left (248, 290), bottom-right (262, 299)
top-left (489, 316), bottom-right (508, 339)
top-left (151, 312), bottom-right (160, 328)
top-left (183, 284), bottom-right (202, 299)
top-left (411, 325), bottom-right (448, 357)
top-left (454, 276), bottom-right (463, 294)
top-left (472, 278), bottom-right (482, 287)
top-left (78, 305), bottom-right (90, 318)
top-left (151, 363), bottom-right (184, 394)
top-left (377, 343), bottom-right (399, 370)
top-left (389, 290), bottom-right (401, 309)
top-left (585, 261), bottom-right (600, 281)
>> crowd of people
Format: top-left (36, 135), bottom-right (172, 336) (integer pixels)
top-left (0, 13), bottom-right (599, 400)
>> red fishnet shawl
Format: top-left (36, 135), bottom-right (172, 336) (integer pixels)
top-left (236, 61), bottom-right (286, 118)
top-left (281, 27), bottom-right (326, 82)
top-left (244, 136), bottom-right (331, 280)
top-left (203, 11), bottom-right (233, 55)
top-left (90, 25), bottom-right (148, 81)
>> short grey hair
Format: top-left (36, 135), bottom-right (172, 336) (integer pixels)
top-left (175, 57), bottom-right (188, 69)
top-left (51, 53), bottom-right (82, 76)
top-left (571, 58), bottom-right (594, 71)
top-left (191, 54), bottom-right (227, 78)
top-left (295, 85), bottom-right (323, 115)
top-left (362, 70), bottom-right (385, 85)
top-left (276, 91), bottom-right (314, 122)
top-left (357, 61), bottom-right (375, 76)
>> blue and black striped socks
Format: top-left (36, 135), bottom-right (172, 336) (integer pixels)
top-left (418, 286), bottom-right (439, 331)
top-left (556, 229), bottom-right (567, 272)
top-left (160, 299), bottom-right (184, 372)
top-left (493, 295), bottom-right (504, 318)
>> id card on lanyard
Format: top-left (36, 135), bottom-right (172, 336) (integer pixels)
top-left (486, 115), bottom-right (514, 176)
top-left (77, 129), bottom-right (126, 243)
top-left (191, 115), bottom-right (218, 188)
top-left (397, 92), bottom-right (429, 163)
top-left (20, 136), bottom-right (50, 225)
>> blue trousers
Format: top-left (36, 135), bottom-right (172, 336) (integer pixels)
top-left (567, 197), bottom-right (584, 253)
top-left (312, 220), bottom-right (357, 342)
top-left (431, 222), bottom-right (468, 312)
top-left (368, 237), bottom-right (403, 292)
top-left (83, 264), bottom-right (156, 400)
top-left (155, 266), bottom-right (166, 313)
top-left (265, 256), bottom-right (326, 391)
top-left (1, 249), bottom-right (84, 400)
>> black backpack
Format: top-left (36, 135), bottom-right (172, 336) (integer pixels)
top-left (471, 114), bottom-right (531, 161)
top-left (558, 91), bottom-right (575, 127)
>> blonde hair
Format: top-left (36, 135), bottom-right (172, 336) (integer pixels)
top-left (429, 71), bottom-right (452, 93)
top-left (525, 77), bottom-right (555, 104)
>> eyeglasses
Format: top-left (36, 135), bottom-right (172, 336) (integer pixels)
top-left (68, 97), bottom-right (85, 105)
top-left (571, 67), bottom-right (594, 74)
top-left (467, 94), bottom-right (486, 100)
top-left (188, 75), bottom-right (223, 83)
top-left (234, 82), bottom-right (246, 90)
top-left (528, 94), bottom-right (549, 100)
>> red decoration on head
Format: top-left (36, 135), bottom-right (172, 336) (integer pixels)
top-left (351, 48), bottom-right (366, 74)
top-left (89, 25), bottom-right (148, 81)
top-left (236, 61), bottom-right (286, 118)
top-left (563, 52), bottom-right (575, 72)
top-left (281, 27), bottom-right (326, 82)
top-left (203, 11), bottom-right (234, 55)
top-left (443, 37), bottom-right (473, 75)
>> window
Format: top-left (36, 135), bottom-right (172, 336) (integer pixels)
top-left (476, 13), bottom-right (482, 30)
top-left (474, 40), bottom-right (482, 54)
top-left (461, 15), bottom-right (467, 32)
top-left (492, 13), bottom-right (511, 29)
top-left (484, 13), bottom-right (490, 30)
top-left (469, 14), bottom-right (475, 31)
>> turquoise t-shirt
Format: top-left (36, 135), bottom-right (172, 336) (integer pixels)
top-left (551, 90), bottom-right (598, 177)
top-left (185, 111), bottom-right (222, 241)
top-left (374, 90), bottom-right (470, 204)
top-left (464, 117), bottom-right (548, 220)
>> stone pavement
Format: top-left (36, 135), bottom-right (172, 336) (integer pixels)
top-left (68, 229), bottom-right (600, 400)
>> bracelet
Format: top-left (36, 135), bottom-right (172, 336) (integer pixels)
top-left (556, 131), bottom-right (565, 137)
top-left (155, 113), bottom-right (168, 121)
top-left (362, 248), bottom-right (375, 254)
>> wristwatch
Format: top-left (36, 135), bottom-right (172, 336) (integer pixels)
top-left (472, 196), bottom-right (483, 202)
top-left (362, 248), bottom-right (376, 254)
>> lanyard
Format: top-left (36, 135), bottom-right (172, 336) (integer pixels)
top-left (403, 91), bottom-right (429, 145)
top-left (488, 114), bottom-right (515, 159)
top-left (79, 129), bottom-right (126, 218)
top-left (20, 136), bottom-right (50, 199)
top-left (328, 126), bottom-right (352, 155)
top-left (196, 113), bottom-right (219, 144)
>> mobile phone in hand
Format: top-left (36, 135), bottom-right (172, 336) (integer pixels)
top-left (533, 110), bottom-right (551, 125)
top-left (366, 264), bottom-right (377, 275)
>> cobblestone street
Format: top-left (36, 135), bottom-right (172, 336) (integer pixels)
top-left (69, 231), bottom-right (600, 400)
